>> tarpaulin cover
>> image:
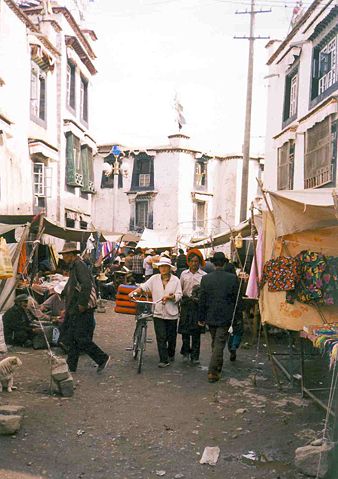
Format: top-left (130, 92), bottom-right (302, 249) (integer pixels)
top-left (191, 220), bottom-right (251, 248)
top-left (259, 211), bottom-right (338, 331)
top-left (269, 188), bottom-right (337, 237)
top-left (137, 228), bottom-right (177, 249)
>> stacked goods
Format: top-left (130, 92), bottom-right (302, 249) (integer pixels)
top-left (115, 285), bottom-right (153, 315)
top-left (115, 284), bottom-right (137, 315)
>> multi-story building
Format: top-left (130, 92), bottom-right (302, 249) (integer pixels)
top-left (0, 0), bottom-right (97, 231)
top-left (264, 0), bottom-right (338, 192)
top-left (93, 133), bottom-right (263, 241)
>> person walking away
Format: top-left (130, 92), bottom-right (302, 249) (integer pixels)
top-left (132, 248), bottom-right (144, 283)
top-left (59, 242), bottom-right (110, 374)
top-left (176, 249), bottom-right (188, 278)
top-left (143, 249), bottom-right (155, 278)
top-left (198, 252), bottom-right (239, 383)
top-left (178, 249), bottom-right (206, 364)
top-left (224, 259), bottom-right (243, 361)
top-left (129, 257), bottom-right (182, 368)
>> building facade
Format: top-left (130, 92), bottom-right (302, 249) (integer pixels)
top-left (93, 133), bottom-right (263, 241)
top-left (0, 0), bottom-right (97, 231)
top-left (264, 0), bottom-right (338, 192)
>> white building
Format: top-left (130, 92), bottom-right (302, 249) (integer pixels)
top-left (93, 133), bottom-right (263, 242)
top-left (0, 0), bottom-right (97, 230)
top-left (264, 0), bottom-right (338, 192)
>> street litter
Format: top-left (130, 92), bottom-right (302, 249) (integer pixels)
top-left (76, 429), bottom-right (85, 436)
top-left (199, 446), bottom-right (220, 465)
top-left (155, 471), bottom-right (166, 476)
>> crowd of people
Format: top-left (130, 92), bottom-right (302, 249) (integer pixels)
top-left (3, 241), bottom-right (246, 383)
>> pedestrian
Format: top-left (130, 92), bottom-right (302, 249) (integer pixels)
top-left (143, 249), bottom-right (155, 278)
top-left (198, 252), bottom-right (239, 383)
top-left (129, 256), bottom-right (182, 368)
top-left (124, 249), bottom-right (135, 271)
top-left (59, 242), bottom-right (110, 374)
top-left (132, 247), bottom-right (144, 283)
top-left (178, 249), bottom-right (206, 364)
top-left (224, 259), bottom-right (243, 361)
top-left (176, 248), bottom-right (188, 278)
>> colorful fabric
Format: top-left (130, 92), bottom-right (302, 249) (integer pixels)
top-left (286, 251), bottom-right (327, 304)
top-left (321, 256), bottom-right (338, 305)
top-left (261, 256), bottom-right (300, 292)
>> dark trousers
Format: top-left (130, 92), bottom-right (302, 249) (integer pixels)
top-left (228, 332), bottom-right (243, 352)
top-left (180, 332), bottom-right (201, 360)
top-left (153, 317), bottom-right (177, 363)
top-left (66, 309), bottom-right (108, 372)
top-left (133, 273), bottom-right (144, 283)
top-left (208, 326), bottom-right (229, 375)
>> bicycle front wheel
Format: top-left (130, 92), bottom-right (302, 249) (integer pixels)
top-left (137, 326), bottom-right (147, 374)
top-left (132, 322), bottom-right (142, 360)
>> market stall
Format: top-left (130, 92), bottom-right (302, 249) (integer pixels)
top-left (255, 188), bottom-right (338, 416)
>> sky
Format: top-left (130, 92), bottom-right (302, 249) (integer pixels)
top-left (84, 0), bottom-right (306, 155)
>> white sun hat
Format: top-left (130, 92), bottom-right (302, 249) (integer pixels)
top-left (154, 256), bottom-right (177, 272)
top-left (54, 280), bottom-right (68, 295)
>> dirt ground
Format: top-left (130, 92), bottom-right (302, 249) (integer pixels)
top-left (0, 302), bottom-right (332, 479)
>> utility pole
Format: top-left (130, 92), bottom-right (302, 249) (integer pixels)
top-left (234, 0), bottom-right (270, 222)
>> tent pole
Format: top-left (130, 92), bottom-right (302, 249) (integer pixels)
top-left (263, 323), bottom-right (282, 390)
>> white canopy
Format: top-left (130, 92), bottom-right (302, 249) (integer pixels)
top-left (268, 188), bottom-right (337, 237)
top-left (137, 228), bottom-right (178, 249)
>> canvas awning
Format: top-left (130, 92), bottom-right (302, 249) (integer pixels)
top-left (191, 220), bottom-right (252, 248)
top-left (137, 228), bottom-right (177, 249)
top-left (268, 188), bottom-right (338, 237)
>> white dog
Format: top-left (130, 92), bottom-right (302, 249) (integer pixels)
top-left (0, 356), bottom-right (22, 392)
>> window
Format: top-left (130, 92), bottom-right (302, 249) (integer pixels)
top-left (194, 161), bottom-right (207, 188)
top-left (130, 153), bottom-right (154, 191)
top-left (30, 63), bottom-right (47, 124)
top-left (304, 117), bottom-right (334, 188)
top-left (311, 34), bottom-right (337, 102)
top-left (66, 62), bottom-right (76, 110)
top-left (65, 132), bottom-right (83, 187)
top-left (194, 201), bottom-right (206, 230)
top-left (277, 141), bottom-right (295, 190)
top-left (135, 200), bottom-right (148, 230)
top-left (80, 76), bottom-right (88, 123)
top-left (139, 174), bottom-right (150, 187)
top-left (33, 163), bottom-right (52, 197)
top-left (283, 70), bottom-right (298, 123)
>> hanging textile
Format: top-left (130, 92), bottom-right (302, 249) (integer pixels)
top-left (261, 256), bottom-right (300, 292)
top-left (17, 242), bottom-right (27, 275)
top-left (0, 238), bottom-right (14, 279)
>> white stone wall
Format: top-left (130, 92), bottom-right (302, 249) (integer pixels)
top-left (0, 1), bottom-right (32, 214)
top-left (264, 3), bottom-right (338, 192)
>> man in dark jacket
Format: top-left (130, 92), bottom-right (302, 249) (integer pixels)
top-left (60, 242), bottom-right (110, 373)
top-left (3, 294), bottom-right (35, 346)
top-left (199, 252), bottom-right (239, 383)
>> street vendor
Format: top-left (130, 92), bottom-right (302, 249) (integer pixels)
top-left (178, 249), bottom-right (206, 364)
top-left (129, 256), bottom-right (182, 368)
top-left (3, 294), bottom-right (38, 347)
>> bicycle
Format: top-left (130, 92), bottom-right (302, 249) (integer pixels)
top-left (130, 295), bottom-right (160, 373)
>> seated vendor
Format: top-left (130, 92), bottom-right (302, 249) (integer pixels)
top-left (40, 281), bottom-right (66, 318)
top-left (3, 294), bottom-right (38, 347)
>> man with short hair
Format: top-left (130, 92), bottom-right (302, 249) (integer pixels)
top-left (199, 252), bottom-right (239, 383)
top-left (60, 242), bottom-right (110, 374)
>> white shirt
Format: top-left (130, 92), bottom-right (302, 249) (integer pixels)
top-left (140, 273), bottom-right (182, 320)
top-left (180, 268), bottom-right (206, 297)
top-left (143, 255), bottom-right (154, 276)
